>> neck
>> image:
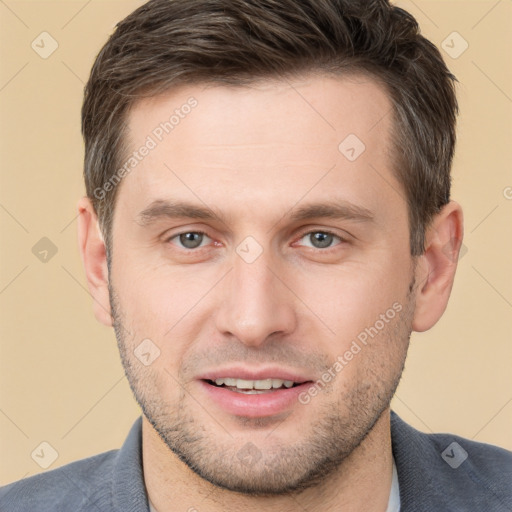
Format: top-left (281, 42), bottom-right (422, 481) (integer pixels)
top-left (142, 409), bottom-right (394, 512)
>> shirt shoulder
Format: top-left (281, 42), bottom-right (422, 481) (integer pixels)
top-left (0, 449), bottom-right (118, 512)
top-left (1, 418), bottom-right (148, 512)
top-left (391, 411), bottom-right (512, 511)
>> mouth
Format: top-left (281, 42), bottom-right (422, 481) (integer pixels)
top-left (197, 370), bottom-right (314, 418)
top-left (204, 377), bottom-right (305, 394)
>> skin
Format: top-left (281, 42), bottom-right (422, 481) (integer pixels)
top-left (78, 73), bottom-right (463, 512)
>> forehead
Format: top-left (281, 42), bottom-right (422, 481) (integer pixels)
top-left (116, 74), bottom-right (401, 227)
top-left (127, 73), bottom-right (392, 149)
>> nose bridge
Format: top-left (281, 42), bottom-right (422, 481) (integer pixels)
top-left (234, 251), bottom-right (276, 308)
top-left (214, 245), bottom-right (296, 346)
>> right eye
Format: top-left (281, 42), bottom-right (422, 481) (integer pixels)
top-left (167, 231), bottom-right (212, 250)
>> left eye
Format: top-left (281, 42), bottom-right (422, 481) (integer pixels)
top-left (297, 231), bottom-right (343, 249)
top-left (169, 231), bottom-right (212, 250)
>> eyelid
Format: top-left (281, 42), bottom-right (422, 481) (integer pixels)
top-left (294, 227), bottom-right (349, 246)
top-left (161, 223), bottom-right (212, 241)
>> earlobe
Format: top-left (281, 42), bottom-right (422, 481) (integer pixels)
top-left (412, 201), bottom-right (464, 332)
top-left (77, 197), bottom-right (113, 327)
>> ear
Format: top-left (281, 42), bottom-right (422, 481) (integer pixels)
top-left (77, 197), bottom-right (112, 327)
top-left (412, 200), bottom-right (464, 332)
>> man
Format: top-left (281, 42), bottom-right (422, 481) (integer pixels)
top-left (1, 0), bottom-right (510, 510)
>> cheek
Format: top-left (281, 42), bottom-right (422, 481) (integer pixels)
top-left (111, 262), bottom-right (220, 375)
top-left (320, 297), bottom-right (412, 403)
top-left (112, 260), bottom-right (202, 323)
top-left (294, 260), bottom-right (408, 341)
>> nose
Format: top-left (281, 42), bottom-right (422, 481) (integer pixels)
top-left (214, 249), bottom-right (297, 348)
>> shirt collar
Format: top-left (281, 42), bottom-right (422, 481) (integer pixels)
top-left (111, 417), bottom-right (150, 512)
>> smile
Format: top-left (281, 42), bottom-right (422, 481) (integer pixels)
top-left (207, 378), bottom-right (300, 393)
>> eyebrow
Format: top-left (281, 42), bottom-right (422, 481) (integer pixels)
top-left (136, 200), bottom-right (223, 226)
top-left (289, 202), bottom-right (374, 224)
top-left (136, 199), bottom-right (375, 227)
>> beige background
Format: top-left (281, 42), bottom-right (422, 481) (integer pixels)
top-left (0, 0), bottom-right (511, 485)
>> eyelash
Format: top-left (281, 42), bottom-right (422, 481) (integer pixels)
top-left (166, 229), bottom-right (347, 252)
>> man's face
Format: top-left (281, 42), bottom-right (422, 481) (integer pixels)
top-left (109, 74), bottom-right (416, 494)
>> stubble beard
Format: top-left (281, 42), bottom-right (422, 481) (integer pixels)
top-left (109, 280), bottom-right (415, 496)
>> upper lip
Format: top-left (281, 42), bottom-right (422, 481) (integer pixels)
top-left (198, 366), bottom-right (313, 384)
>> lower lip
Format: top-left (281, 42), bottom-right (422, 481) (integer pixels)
top-left (198, 380), bottom-right (312, 418)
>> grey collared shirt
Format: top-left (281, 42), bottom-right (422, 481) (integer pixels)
top-left (1, 411), bottom-right (511, 511)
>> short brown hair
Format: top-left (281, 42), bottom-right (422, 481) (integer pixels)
top-left (82, 0), bottom-right (458, 256)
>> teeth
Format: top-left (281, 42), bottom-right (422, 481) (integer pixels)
top-left (271, 379), bottom-right (284, 389)
top-left (213, 378), bottom-right (297, 390)
top-left (236, 379), bottom-right (254, 389)
top-left (254, 379), bottom-right (272, 390)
